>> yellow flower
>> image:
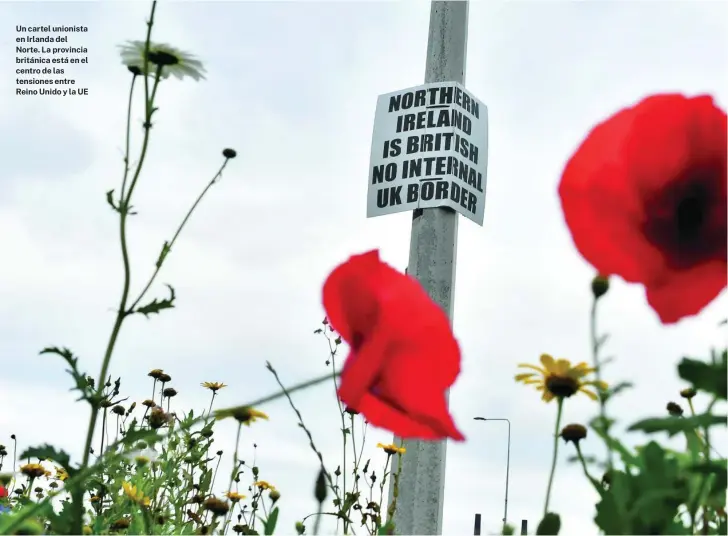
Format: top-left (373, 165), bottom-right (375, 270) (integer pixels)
top-left (515, 354), bottom-right (607, 402)
top-left (376, 443), bottom-right (406, 455)
top-left (20, 463), bottom-right (48, 479)
top-left (225, 491), bottom-right (246, 502)
top-left (216, 406), bottom-right (269, 426)
top-left (254, 481), bottom-right (275, 491)
top-left (122, 481), bottom-right (151, 507)
top-left (55, 467), bottom-right (69, 481)
top-left (202, 382), bottom-right (227, 392)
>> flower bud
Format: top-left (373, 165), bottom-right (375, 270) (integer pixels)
top-left (591, 275), bottom-right (609, 299)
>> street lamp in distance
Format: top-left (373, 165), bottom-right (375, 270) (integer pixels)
top-left (473, 417), bottom-right (511, 535)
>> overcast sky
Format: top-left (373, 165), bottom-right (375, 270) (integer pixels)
top-left (1, 1), bottom-right (727, 535)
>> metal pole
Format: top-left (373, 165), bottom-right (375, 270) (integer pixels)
top-left (474, 513), bottom-right (482, 535)
top-left (520, 519), bottom-right (528, 535)
top-left (504, 419), bottom-right (511, 531)
top-left (473, 418), bottom-right (511, 534)
top-left (386, 2), bottom-right (469, 535)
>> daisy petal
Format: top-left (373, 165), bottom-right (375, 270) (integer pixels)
top-left (517, 364), bottom-right (546, 374)
top-left (539, 354), bottom-right (556, 371)
top-left (515, 373), bottom-right (537, 381)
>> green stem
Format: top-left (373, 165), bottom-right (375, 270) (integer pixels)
top-left (312, 501), bottom-right (324, 536)
top-left (575, 444), bottom-right (601, 490)
top-left (73, 7), bottom-right (160, 533)
top-left (590, 298), bottom-right (614, 472)
top-left (222, 423), bottom-right (242, 531)
top-left (329, 341), bottom-right (349, 533)
top-left (206, 392), bottom-right (216, 419)
top-left (127, 157), bottom-right (231, 312)
top-left (543, 398), bottom-right (564, 516)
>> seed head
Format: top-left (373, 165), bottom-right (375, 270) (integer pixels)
top-left (148, 369), bottom-right (165, 380)
top-left (110, 517), bottom-right (131, 531)
top-left (203, 497), bottom-right (230, 516)
top-left (159, 373), bottom-right (172, 383)
top-left (591, 275), bottom-right (610, 299)
top-left (667, 401), bottom-right (684, 417)
top-left (112, 405), bottom-right (126, 416)
top-left (127, 65), bottom-right (142, 76)
top-left (148, 407), bottom-right (171, 429)
top-left (163, 387), bottom-right (178, 398)
top-left (222, 148), bottom-right (237, 159)
top-left (560, 424), bottom-right (587, 445)
top-left (142, 399), bottom-right (156, 408)
top-left (680, 388), bottom-right (697, 400)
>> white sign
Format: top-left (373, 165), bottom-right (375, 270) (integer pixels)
top-left (367, 81), bottom-right (488, 226)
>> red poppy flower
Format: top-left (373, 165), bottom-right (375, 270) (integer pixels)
top-left (322, 250), bottom-right (464, 441)
top-left (559, 94), bottom-right (727, 324)
top-left (0, 485), bottom-right (7, 498)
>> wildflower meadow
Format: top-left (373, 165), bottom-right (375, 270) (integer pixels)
top-left (1, 1), bottom-right (726, 535)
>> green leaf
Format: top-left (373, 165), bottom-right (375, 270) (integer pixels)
top-left (129, 510), bottom-right (145, 535)
top-left (678, 354), bottom-right (727, 399)
top-left (536, 513), bottom-right (560, 535)
top-left (377, 521), bottom-right (395, 535)
top-left (155, 241), bottom-right (171, 269)
top-left (628, 413), bottom-right (727, 436)
top-left (601, 381), bottom-right (633, 403)
top-left (133, 284), bottom-right (176, 317)
top-left (264, 507), bottom-right (279, 535)
top-left (106, 189), bottom-right (120, 212)
top-left (590, 416), bottom-right (639, 468)
top-left (594, 489), bottom-right (625, 535)
top-left (40, 347), bottom-right (95, 403)
top-left (688, 460), bottom-right (727, 500)
top-left (118, 427), bottom-right (162, 448)
top-left (19, 445), bottom-right (75, 476)
top-left (688, 459), bottom-right (727, 476)
top-left (92, 512), bottom-right (105, 534)
top-left (44, 499), bottom-right (75, 534)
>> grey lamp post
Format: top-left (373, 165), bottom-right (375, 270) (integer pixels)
top-left (474, 417), bottom-right (511, 534)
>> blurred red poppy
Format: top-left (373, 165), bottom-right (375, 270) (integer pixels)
top-left (559, 94), bottom-right (727, 324)
top-left (0, 485), bottom-right (7, 498)
top-left (323, 250), bottom-right (464, 441)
